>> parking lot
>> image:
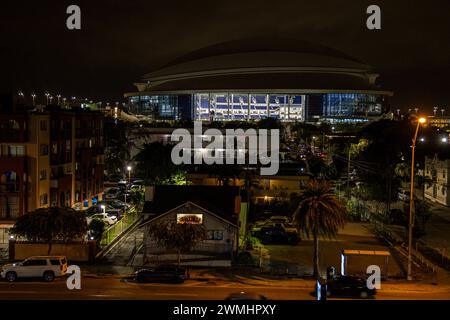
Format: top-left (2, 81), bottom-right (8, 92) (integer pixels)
top-left (258, 223), bottom-right (405, 278)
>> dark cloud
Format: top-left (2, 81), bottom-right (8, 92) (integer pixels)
top-left (1, 0), bottom-right (449, 111)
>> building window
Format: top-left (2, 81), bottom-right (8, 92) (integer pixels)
top-left (40, 120), bottom-right (47, 131)
top-left (39, 169), bottom-right (47, 180)
top-left (8, 145), bottom-right (25, 157)
top-left (40, 194), bottom-right (48, 206)
top-left (40, 144), bottom-right (49, 156)
top-left (52, 143), bottom-right (58, 154)
top-left (206, 230), bottom-right (224, 240)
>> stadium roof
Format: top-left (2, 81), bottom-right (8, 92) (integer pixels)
top-left (127, 37), bottom-right (392, 96)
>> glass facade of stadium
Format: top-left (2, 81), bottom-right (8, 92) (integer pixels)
top-left (128, 92), bottom-right (386, 122)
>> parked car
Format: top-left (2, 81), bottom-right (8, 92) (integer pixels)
top-left (86, 213), bottom-right (117, 226)
top-left (71, 202), bottom-right (86, 211)
top-left (265, 222), bottom-right (298, 234)
top-left (154, 264), bottom-right (190, 280)
top-left (268, 216), bottom-right (292, 224)
top-left (84, 204), bottom-right (123, 219)
top-left (95, 202), bottom-right (123, 218)
top-left (106, 199), bottom-right (132, 211)
top-left (134, 269), bottom-right (185, 284)
top-left (258, 226), bottom-right (299, 245)
top-left (325, 275), bottom-right (376, 299)
top-left (105, 187), bottom-right (121, 200)
top-left (398, 190), bottom-right (410, 201)
top-left (129, 184), bottom-right (142, 192)
top-left (131, 179), bottom-right (144, 185)
top-left (1, 256), bottom-right (68, 282)
top-left (106, 174), bottom-right (123, 183)
top-left (225, 291), bottom-right (268, 300)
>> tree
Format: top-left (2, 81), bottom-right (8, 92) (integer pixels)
top-left (148, 220), bottom-right (207, 266)
top-left (10, 207), bottom-right (88, 254)
top-left (88, 218), bottom-right (106, 242)
top-left (404, 199), bottom-right (432, 239)
top-left (293, 180), bottom-right (347, 278)
top-left (134, 142), bottom-right (179, 184)
top-left (104, 119), bottom-right (131, 175)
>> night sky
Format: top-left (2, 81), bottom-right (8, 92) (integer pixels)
top-left (1, 0), bottom-right (449, 112)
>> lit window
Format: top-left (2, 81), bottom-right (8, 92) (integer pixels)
top-left (40, 144), bottom-right (48, 156)
top-left (40, 194), bottom-right (48, 206)
top-left (39, 170), bottom-right (47, 180)
top-left (206, 230), bottom-right (224, 240)
top-left (8, 145), bottom-right (25, 156)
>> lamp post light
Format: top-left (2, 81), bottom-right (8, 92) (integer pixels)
top-left (127, 166), bottom-right (132, 185)
top-left (45, 93), bottom-right (50, 105)
top-left (101, 204), bottom-right (106, 215)
top-left (124, 166), bottom-right (132, 224)
top-left (407, 116), bottom-right (427, 281)
top-left (57, 94), bottom-right (61, 105)
top-left (31, 93), bottom-right (36, 106)
top-left (441, 109), bottom-right (445, 116)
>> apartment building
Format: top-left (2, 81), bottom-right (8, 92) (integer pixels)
top-left (0, 104), bottom-right (104, 242)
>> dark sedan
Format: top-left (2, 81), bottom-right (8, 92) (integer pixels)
top-left (326, 276), bottom-right (376, 299)
top-left (134, 269), bottom-right (185, 284)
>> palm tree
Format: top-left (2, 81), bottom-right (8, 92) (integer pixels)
top-left (293, 180), bottom-right (347, 278)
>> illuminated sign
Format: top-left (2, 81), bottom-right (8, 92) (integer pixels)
top-left (176, 214), bottom-right (203, 224)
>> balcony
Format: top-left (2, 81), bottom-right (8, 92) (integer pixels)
top-left (0, 130), bottom-right (28, 143)
top-left (50, 179), bottom-right (58, 189)
top-left (0, 183), bottom-right (20, 193)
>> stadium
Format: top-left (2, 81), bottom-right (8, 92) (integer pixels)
top-left (124, 38), bottom-right (393, 123)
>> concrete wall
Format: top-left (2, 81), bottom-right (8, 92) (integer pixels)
top-left (10, 240), bottom-right (95, 262)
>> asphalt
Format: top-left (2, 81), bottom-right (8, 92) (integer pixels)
top-left (0, 275), bottom-right (449, 300)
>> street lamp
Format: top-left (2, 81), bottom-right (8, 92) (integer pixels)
top-left (101, 205), bottom-right (106, 215)
top-left (123, 166), bottom-right (132, 224)
top-left (31, 93), bottom-right (36, 106)
top-left (407, 116), bottom-right (426, 281)
top-left (127, 166), bottom-right (132, 184)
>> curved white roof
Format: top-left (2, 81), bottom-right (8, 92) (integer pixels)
top-left (129, 38), bottom-right (389, 95)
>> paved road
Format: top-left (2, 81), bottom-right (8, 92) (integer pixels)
top-left (0, 276), bottom-right (448, 300)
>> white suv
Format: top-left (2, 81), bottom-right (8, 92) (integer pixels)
top-left (1, 256), bottom-right (68, 282)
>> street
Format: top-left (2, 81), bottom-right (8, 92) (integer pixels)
top-left (0, 275), bottom-right (449, 300)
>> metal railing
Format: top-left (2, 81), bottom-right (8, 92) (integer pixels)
top-left (99, 211), bottom-right (140, 247)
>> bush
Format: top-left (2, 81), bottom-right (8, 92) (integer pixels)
top-left (88, 218), bottom-right (106, 242)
